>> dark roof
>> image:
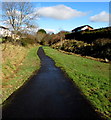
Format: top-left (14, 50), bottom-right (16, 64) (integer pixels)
top-left (72, 25), bottom-right (93, 32)
top-left (0, 26), bottom-right (9, 29)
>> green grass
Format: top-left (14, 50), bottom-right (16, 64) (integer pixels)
top-left (43, 46), bottom-right (110, 120)
top-left (2, 46), bottom-right (40, 104)
top-left (0, 38), bottom-right (2, 42)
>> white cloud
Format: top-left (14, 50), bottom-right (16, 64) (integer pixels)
top-left (45, 29), bottom-right (56, 33)
top-left (90, 11), bottom-right (109, 22)
top-left (36, 5), bottom-right (86, 20)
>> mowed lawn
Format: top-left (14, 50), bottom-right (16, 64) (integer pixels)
top-left (43, 46), bottom-right (110, 120)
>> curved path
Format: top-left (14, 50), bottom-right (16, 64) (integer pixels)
top-left (2, 47), bottom-right (102, 119)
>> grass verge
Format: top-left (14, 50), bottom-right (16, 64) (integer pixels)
top-left (2, 44), bottom-right (40, 104)
top-left (43, 46), bottom-right (110, 120)
top-left (0, 38), bottom-right (2, 42)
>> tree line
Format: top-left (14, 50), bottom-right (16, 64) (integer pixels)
top-left (1, 2), bottom-right (68, 46)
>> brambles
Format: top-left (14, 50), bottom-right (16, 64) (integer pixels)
top-left (65, 27), bottom-right (111, 43)
top-left (52, 38), bottom-right (111, 61)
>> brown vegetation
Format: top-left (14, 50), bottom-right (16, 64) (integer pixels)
top-left (52, 38), bottom-right (111, 62)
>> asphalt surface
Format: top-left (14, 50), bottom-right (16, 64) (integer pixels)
top-left (2, 47), bottom-right (102, 119)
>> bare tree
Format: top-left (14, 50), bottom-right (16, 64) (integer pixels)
top-left (2, 2), bottom-right (38, 34)
top-left (59, 27), bottom-right (64, 47)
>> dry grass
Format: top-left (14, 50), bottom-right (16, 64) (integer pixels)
top-left (1, 43), bottom-right (40, 104)
top-left (2, 43), bottom-right (28, 79)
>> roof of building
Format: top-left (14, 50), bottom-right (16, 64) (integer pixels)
top-left (72, 25), bottom-right (93, 32)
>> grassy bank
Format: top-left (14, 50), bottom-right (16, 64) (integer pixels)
top-left (2, 43), bottom-right (40, 104)
top-left (43, 46), bottom-right (110, 120)
top-left (0, 38), bottom-right (2, 42)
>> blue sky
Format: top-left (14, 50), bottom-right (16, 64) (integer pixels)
top-left (32, 2), bottom-right (109, 33)
top-left (0, 2), bottom-right (109, 33)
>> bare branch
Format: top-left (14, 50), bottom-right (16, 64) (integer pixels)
top-left (2, 2), bottom-right (38, 33)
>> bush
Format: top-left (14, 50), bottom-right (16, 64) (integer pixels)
top-left (65, 27), bottom-right (111, 43)
top-left (2, 36), bottom-right (13, 43)
top-left (53, 39), bottom-right (111, 61)
top-left (19, 34), bottom-right (37, 46)
top-left (20, 38), bottom-right (28, 47)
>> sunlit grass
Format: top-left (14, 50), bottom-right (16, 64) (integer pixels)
top-left (0, 38), bottom-right (2, 42)
top-left (43, 46), bottom-right (110, 120)
top-left (2, 44), bottom-right (40, 104)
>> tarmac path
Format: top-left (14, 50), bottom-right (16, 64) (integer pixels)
top-left (2, 47), bottom-right (102, 119)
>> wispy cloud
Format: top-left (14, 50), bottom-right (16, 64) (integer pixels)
top-left (90, 11), bottom-right (109, 22)
top-left (36, 5), bottom-right (86, 20)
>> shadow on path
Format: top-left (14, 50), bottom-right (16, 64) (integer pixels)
top-left (2, 47), bottom-right (103, 119)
